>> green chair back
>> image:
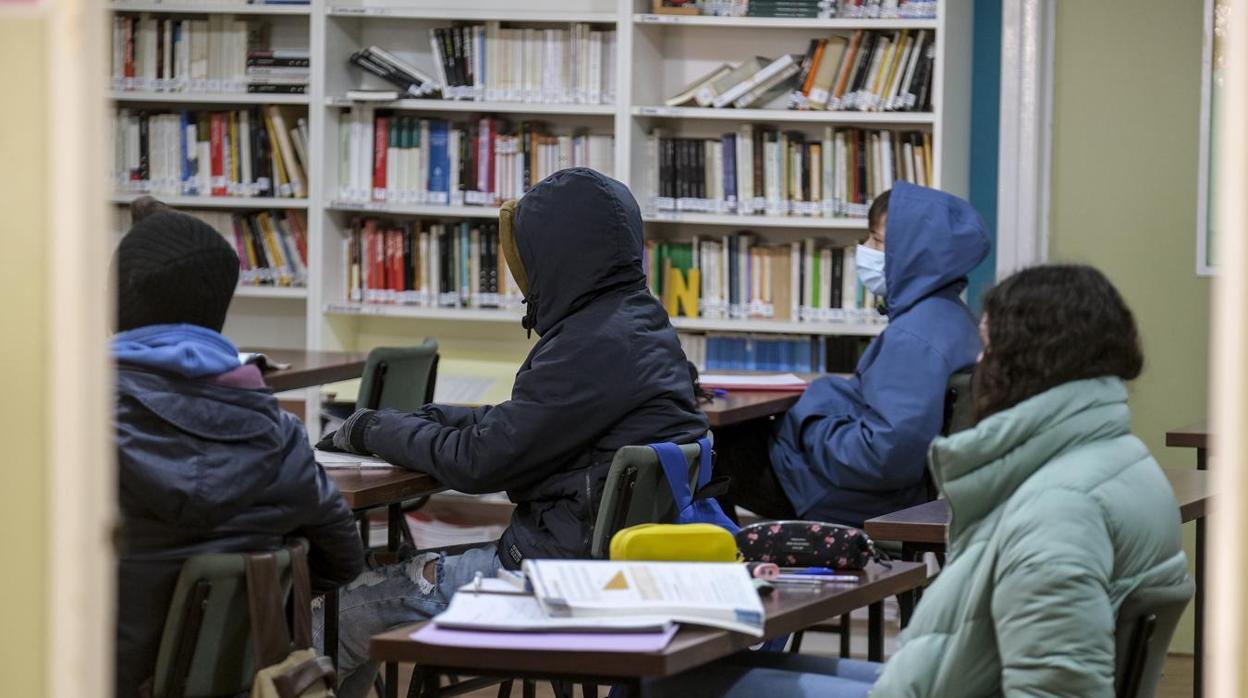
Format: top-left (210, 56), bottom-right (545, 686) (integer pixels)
top-left (590, 439), bottom-right (707, 560)
top-left (148, 544), bottom-right (300, 698)
top-left (356, 340), bottom-right (439, 413)
top-left (1114, 576), bottom-right (1195, 698)
top-left (942, 369), bottom-right (975, 436)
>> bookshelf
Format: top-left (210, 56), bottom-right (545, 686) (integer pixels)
top-left (108, 0), bottom-right (973, 418)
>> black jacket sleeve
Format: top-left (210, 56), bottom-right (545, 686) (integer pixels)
top-left (411, 403), bottom-right (494, 428)
top-left (361, 335), bottom-right (632, 494)
top-left (282, 414), bottom-right (365, 592)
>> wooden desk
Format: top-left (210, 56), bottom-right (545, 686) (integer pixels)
top-left (864, 467), bottom-right (1211, 696)
top-left (702, 390), bottom-right (802, 428)
top-left (370, 561), bottom-right (926, 697)
top-left (244, 347), bottom-right (368, 392)
top-left (1166, 419), bottom-right (1209, 468)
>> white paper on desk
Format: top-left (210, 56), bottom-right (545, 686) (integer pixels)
top-left (314, 450), bottom-right (395, 469)
top-left (238, 352), bottom-right (292, 371)
top-left (434, 593), bottom-right (673, 633)
top-left (697, 373), bottom-right (807, 390)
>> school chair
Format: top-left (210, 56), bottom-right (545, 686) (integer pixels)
top-left (354, 340), bottom-right (440, 552)
top-left (1115, 577), bottom-right (1194, 698)
top-left (144, 540), bottom-right (330, 698)
top-left (590, 440), bottom-right (707, 559)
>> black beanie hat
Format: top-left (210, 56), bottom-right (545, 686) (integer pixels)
top-left (114, 204), bottom-right (240, 332)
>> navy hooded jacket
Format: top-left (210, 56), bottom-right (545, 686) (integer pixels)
top-left (769, 182), bottom-right (990, 526)
top-left (361, 168), bottom-right (708, 569)
top-left (115, 363), bottom-right (364, 697)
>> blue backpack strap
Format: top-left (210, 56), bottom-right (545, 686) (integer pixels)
top-left (695, 435), bottom-right (713, 490)
top-left (649, 442), bottom-right (694, 511)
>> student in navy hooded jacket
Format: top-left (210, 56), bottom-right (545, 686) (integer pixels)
top-left (716, 182), bottom-right (990, 527)
top-left (321, 169), bottom-right (708, 697)
top-left (112, 199), bottom-right (364, 698)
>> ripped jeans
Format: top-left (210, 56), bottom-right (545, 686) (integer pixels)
top-left (314, 544), bottom-right (503, 698)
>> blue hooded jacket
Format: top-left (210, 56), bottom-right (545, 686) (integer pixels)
top-left (769, 182), bottom-right (990, 526)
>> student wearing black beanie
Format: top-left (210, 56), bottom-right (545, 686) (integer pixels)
top-left (113, 196), bottom-right (240, 332)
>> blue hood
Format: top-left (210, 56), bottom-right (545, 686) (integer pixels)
top-left (884, 181), bottom-right (990, 317)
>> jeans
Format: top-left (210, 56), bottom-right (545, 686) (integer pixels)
top-left (314, 544), bottom-right (503, 698)
top-left (646, 652), bottom-right (882, 698)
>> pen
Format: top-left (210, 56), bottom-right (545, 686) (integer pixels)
top-left (780, 567), bottom-right (845, 575)
top-left (774, 573), bottom-right (860, 584)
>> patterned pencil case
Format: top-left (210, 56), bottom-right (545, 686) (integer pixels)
top-left (735, 520), bottom-right (883, 570)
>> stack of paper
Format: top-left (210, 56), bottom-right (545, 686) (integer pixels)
top-left (698, 373), bottom-right (809, 391)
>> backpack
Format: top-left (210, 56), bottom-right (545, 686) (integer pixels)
top-left (650, 436), bottom-right (739, 534)
top-left (246, 547), bottom-right (336, 698)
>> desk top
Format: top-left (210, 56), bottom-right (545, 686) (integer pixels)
top-left (1166, 420), bottom-right (1209, 450)
top-left (327, 468), bottom-right (444, 510)
top-left (369, 561), bottom-right (925, 679)
top-left (702, 391), bottom-right (802, 428)
top-left (245, 348), bottom-right (368, 392)
top-left (864, 468), bottom-right (1212, 546)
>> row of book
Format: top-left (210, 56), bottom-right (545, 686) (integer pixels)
top-left (648, 236), bottom-right (885, 324)
top-left (666, 29), bottom-right (934, 113)
top-left (113, 106), bottom-right (310, 199)
top-left (345, 219), bottom-right (523, 308)
top-left (337, 107), bottom-right (614, 206)
top-left (110, 16), bottom-right (308, 94)
top-left (693, 0), bottom-right (937, 19)
top-left (678, 333), bottom-right (821, 373)
top-left (647, 126), bottom-right (932, 219)
top-left (116, 207), bottom-right (309, 287)
top-left (428, 24), bottom-right (617, 105)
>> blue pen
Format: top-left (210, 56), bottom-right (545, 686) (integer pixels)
top-left (782, 567), bottom-right (841, 575)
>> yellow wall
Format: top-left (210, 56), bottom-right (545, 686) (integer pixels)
top-left (1050, 0), bottom-right (1209, 652)
top-left (0, 16), bottom-right (49, 698)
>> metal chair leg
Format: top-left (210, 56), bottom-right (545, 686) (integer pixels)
top-left (496, 680), bottom-right (514, 698)
top-left (839, 614), bottom-right (852, 658)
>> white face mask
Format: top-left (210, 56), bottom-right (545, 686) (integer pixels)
top-left (855, 244), bottom-right (887, 297)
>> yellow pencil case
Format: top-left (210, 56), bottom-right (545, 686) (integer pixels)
top-left (608, 523), bottom-right (740, 562)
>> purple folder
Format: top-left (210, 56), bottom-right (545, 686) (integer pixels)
top-left (412, 623), bottom-right (679, 652)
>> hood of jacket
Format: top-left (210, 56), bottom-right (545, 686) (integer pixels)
top-left (513, 168), bottom-right (647, 335)
top-left (883, 181), bottom-right (991, 317)
top-left (930, 376), bottom-right (1133, 545)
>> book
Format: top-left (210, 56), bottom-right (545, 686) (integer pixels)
top-left (523, 560), bottom-right (765, 637)
top-left (695, 57), bottom-right (768, 107)
top-left (665, 63), bottom-right (733, 107)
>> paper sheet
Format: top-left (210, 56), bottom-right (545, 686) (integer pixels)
top-left (412, 622), bottom-right (678, 652)
top-left (698, 373), bottom-right (808, 391)
top-left (313, 450), bottom-right (395, 469)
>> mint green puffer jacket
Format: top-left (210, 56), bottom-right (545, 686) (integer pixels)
top-left (871, 377), bottom-right (1188, 697)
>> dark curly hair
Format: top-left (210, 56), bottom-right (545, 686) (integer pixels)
top-left (973, 264), bottom-right (1143, 422)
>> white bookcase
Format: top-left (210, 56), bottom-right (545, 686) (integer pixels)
top-left (108, 0), bottom-right (973, 411)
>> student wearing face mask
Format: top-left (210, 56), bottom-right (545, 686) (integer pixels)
top-left (715, 181), bottom-right (990, 526)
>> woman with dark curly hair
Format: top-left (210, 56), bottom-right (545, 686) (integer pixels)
top-left (652, 264), bottom-right (1189, 698)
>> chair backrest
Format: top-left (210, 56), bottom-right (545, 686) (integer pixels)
top-left (590, 440), bottom-right (706, 560)
top-left (149, 543), bottom-right (301, 698)
top-left (356, 340), bottom-right (439, 413)
top-left (1114, 576), bottom-right (1194, 698)
top-left (942, 369), bottom-right (975, 437)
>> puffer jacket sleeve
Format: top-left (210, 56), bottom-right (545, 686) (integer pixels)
top-left (410, 403), bottom-right (494, 428)
top-left (361, 336), bottom-right (631, 494)
top-left (281, 413), bottom-right (365, 592)
top-left (800, 327), bottom-right (950, 492)
top-left (990, 490), bottom-right (1115, 698)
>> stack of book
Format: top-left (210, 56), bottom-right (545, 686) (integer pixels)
top-left (695, 0), bottom-right (937, 18)
top-left (349, 46), bottom-right (440, 99)
top-left (647, 235), bottom-right (885, 324)
top-left (679, 332), bottom-right (820, 372)
top-left (647, 126), bottom-right (931, 220)
top-left (113, 106), bottom-right (309, 199)
top-left (337, 106), bottom-right (614, 207)
top-left (245, 49), bottom-right (309, 95)
top-left (666, 30), bottom-right (934, 113)
top-left (111, 16), bottom-right (307, 94)
top-left (116, 207), bottom-right (309, 287)
top-left (424, 23), bottom-right (617, 105)
top-left (345, 218), bottom-right (524, 310)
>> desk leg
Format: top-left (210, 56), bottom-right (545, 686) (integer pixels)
top-left (897, 544), bottom-right (916, 628)
top-left (325, 590), bottom-right (339, 673)
top-left (385, 661), bottom-right (400, 698)
top-left (388, 503), bottom-right (403, 552)
top-left (868, 601), bottom-right (884, 662)
top-left (1195, 446), bottom-right (1206, 698)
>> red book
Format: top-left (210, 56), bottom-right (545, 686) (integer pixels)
top-left (372, 116), bottom-right (389, 202)
top-left (210, 113), bottom-right (227, 196)
top-left (124, 18), bottom-right (135, 80)
top-left (285, 210), bottom-right (308, 266)
top-left (388, 229), bottom-right (404, 295)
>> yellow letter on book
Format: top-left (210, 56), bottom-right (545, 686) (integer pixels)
top-left (665, 268), bottom-right (700, 318)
